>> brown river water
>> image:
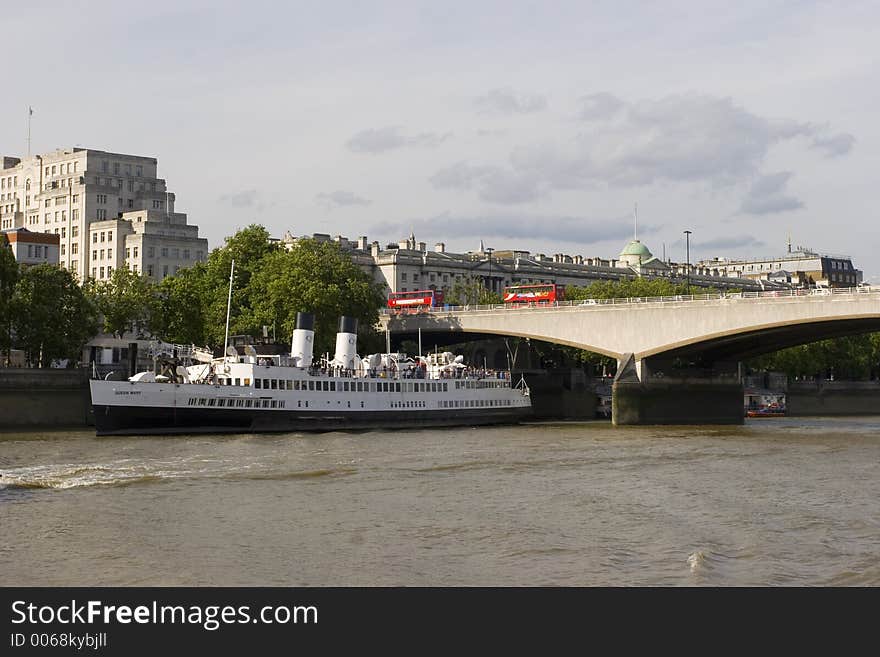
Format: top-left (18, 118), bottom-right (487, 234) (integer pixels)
top-left (1, 417), bottom-right (879, 586)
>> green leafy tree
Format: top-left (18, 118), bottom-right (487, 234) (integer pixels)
top-left (445, 276), bottom-right (502, 306)
top-left (154, 264), bottom-right (209, 345)
top-left (747, 334), bottom-right (878, 381)
top-left (247, 238), bottom-right (386, 356)
top-left (86, 267), bottom-right (159, 338)
top-left (0, 236), bottom-right (19, 365)
top-left (12, 264), bottom-right (97, 366)
top-left (200, 225), bottom-right (279, 345)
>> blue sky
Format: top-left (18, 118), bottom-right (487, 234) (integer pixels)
top-left (4, 1), bottom-right (878, 279)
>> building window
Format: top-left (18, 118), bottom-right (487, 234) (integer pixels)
top-left (72, 243), bottom-right (78, 255)
top-left (133, 246), bottom-right (138, 258)
top-left (148, 247), bottom-right (155, 258)
top-left (102, 161), bottom-right (108, 173)
top-left (161, 247), bottom-right (168, 258)
top-left (113, 162), bottom-right (120, 174)
top-left (92, 267), bottom-right (97, 278)
top-left (147, 265), bottom-right (153, 277)
top-left (125, 248), bottom-right (130, 259)
top-left (92, 250), bottom-right (97, 260)
top-left (108, 230), bottom-right (112, 241)
top-left (71, 209), bottom-right (79, 221)
top-left (72, 225), bottom-right (79, 238)
top-left (100, 267), bottom-right (105, 278)
top-left (61, 244), bottom-right (66, 256)
top-left (44, 199), bottom-right (50, 208)
top-left (136, 165), bottom-right (142, 177)
top-left (162, 265), bottom-right (168, 279)
top-left (183, 249), bottom-right (190, 259)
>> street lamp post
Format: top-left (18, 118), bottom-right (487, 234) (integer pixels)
top-left (485, 247), bottom-right (494, 297)
top-left (683, 230), bottom-right (692, 295)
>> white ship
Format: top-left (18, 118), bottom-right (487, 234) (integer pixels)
top-left (90, 313), bottom-right (532, 436)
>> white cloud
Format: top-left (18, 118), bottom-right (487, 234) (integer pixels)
top-left (373, 212), bottom-right (661, 245)
top-left (475, 87), bottom-right (547, 115)
top-left (316, 190), bottom-right (372, 208)
top-left (739, 171), bottom-right (804, 215)
top-left (346, 126), bottom-right (451, 154)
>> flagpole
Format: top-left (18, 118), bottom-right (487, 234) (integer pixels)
top-left (27, 107), bottom-right (32, 157)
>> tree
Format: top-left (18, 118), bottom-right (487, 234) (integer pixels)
top-left (445, 276), bottom-right (502, 306)
top-left (247, 238), bottom-right (386, 356)
top-left (200, 225), bottom-right (280, 346)
top-left (747, 334), bottom-right (878, 381)
top-left (12, 264), bottom-right (97, 367)
top-left (0, 236), bottom-right (19, 365)
top-left (154, 264), bottom-right (209, 346)
top-left (86, 267), bottom-right (159, 338)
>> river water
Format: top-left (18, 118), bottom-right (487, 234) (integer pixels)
top-left (1, 418), bottom-right (879, 586)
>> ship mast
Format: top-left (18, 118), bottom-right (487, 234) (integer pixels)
top-left (223, 259), bottom-right (235, 358)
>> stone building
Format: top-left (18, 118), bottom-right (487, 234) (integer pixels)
top-left (0, 148), bottom-right (207, 282)
top-left (0, 227), bottom-right (59, 267)
top-left (697, 243), bottom-right (862, 288)
top-left (279, 231), bottom-right (780, 297)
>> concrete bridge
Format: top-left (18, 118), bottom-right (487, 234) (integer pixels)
top-left (382, 287), bottom-right (880, 425)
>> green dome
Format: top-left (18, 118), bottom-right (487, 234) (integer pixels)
top-left (619, 240), bottom-right (652, 259)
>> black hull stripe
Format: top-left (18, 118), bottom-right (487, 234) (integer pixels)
top-left (92, 405), bottom-right (533, 436)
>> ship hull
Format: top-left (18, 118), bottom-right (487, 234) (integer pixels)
top-left (92, 404), bottom-right (532, 436)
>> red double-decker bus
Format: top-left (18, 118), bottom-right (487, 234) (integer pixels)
top-left (503, 283), bottom-right (565, 304)
top-left (387, 289), bottom-right (445, 312)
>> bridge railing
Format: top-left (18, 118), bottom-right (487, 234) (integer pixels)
top-left (380, 285), bottom-right (876, 316)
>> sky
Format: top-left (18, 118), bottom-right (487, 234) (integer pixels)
top-left (3, 0), bottom-right (879, 280)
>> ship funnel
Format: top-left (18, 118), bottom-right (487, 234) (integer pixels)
top-left (290, 312), bottom-right (315, 368)
top-left (331, 316), bottom-right (358, 371)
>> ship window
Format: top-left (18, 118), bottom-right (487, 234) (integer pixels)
top-left (308, 381), bottom-right (315, 391)
top-left (395, 383), bottom-right (401, 392)
top-left (245, 400), bottom-right (253, 408)
top-left (305, 401), bottom-right (309, 408)
top-left (343, 382), bottom-right (349, 392)
top-left (244, 378), bottom-right (250, 386)
top-left (271, 379), bottom-right (278, 390)
top-left (263, 400), bottom-right (270, 408)
top-left (298, 400), bottom-right (301, 407)
top-left (263, 379), bottom-right (270, 389)
top-left (198, 398), bottom-right (207, 406)
top-left (217, 399), bottom-right (225, 407)
top-left (234, 378), bottom-right (240, 386)
top-left (360, 401), bottom-right (364, 408)
top-left (286, 380), bottom-right (293, 390)
top-left (280, 401), bottom-right (285, 408)
top-left (443, 383), bottom-right (448, 391)
top-left (329, 382), bottom-right (336, 391)
top-left (255, 379), bottom-right (262, 389)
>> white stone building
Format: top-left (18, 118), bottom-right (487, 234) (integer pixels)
top-left (0, 227), bottom-right (60, 267)
top-left (0, 148), bottom-right (207, 282)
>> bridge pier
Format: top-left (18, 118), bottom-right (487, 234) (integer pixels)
top-left (612, 354), bottom-right (744, 425)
